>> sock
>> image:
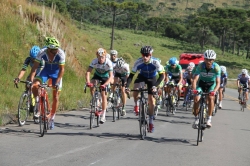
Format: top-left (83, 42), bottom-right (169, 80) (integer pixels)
top-left (207, 116), bottom-right (212, 121)
top-left (149, 115), bottom-right (154, 124)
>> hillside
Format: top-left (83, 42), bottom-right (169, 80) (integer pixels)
top-left (0, 0), bottom-right (247, 125)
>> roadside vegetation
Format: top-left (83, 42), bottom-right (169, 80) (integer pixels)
top-left (0, 0), bottom-right (246, 124)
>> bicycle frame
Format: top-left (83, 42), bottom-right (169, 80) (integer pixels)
top-left (239, 86), bottom-right (248, 112)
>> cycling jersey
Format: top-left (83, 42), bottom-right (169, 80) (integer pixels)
top-left (156, 65), bottom-right (165, 88)
top-left (195, 62), bottom-right (220, 92)
top-left (195, 62), bottom-right (220, 82)
top-left (35, 48), bottom-right (65, 75)
top-left (131, 57), bottom-right (163, 78)
top-left (220, 73), bottom-right (228, 87)
top-left (35, 48), bottom-right (65, 88)
top-left (165, 64), bottom-right (182, 80)
top-left (237, 74), bottom-right (250, 84)
top-left (89, 58), bottom-right (113, 78)
top-left (22, 57), bottom-right (44, 76)
top-left (113, 63), bottom-right (130, 77)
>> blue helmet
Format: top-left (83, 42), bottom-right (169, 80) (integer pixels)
top-left (169, 57), bottom-right (177, 65)
top-left (29, 45), bottom-right (40, 58)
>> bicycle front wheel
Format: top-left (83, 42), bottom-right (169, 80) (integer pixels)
top-left (197, 105), bottom-right (204, 146)
top-left (18, 92), bottom-right (29, 126)
top-left (139, 102), bottom-right (147, 140)
top-left (90, 98), bottom-right (95, 129)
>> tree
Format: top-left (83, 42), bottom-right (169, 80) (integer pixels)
top-left (94, 0), bottom-right (138, 49)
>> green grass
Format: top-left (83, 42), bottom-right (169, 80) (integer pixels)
top-left (0, 0), bottom-right (248, 125)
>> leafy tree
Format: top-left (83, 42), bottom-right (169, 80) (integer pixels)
top-left (164, 23), bottom-right (186, 40)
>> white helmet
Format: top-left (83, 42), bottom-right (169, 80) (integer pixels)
top-left (242, 69), bottom-right (248, 75)
top-left (116, 58), bottom-right (125, 68)
top-left (220, 66), bottom-right (227, 73)
top-left (106, 53), bottom-right (110, 59)
top-left (204, 49), bottom-right (216, 59)
top-left (110, 50), bottom-right (118, 56)
top-left (188, 62), bottom-right (195, 68)
top-left (187, 66), bottom-right (194, 72)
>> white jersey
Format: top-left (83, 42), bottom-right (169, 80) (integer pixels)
top-left (113, 63), bottom-right (130, 76)
top-left (89, 58), bottom-right (113, 77)
top-left (237, 74), bottom-right (250, 84)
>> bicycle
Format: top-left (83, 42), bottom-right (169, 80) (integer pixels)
top-left (239, 85), bottom-right (248, 112)
top-left (109, 83), bottom-right (123, 122)
top-left (183, 84), bottom-right (193, 111)
top-left (193, 90), bottom-right (209, 146)
top-left (131, 88), bottom-right (149, 140)
top-left (84, 82), bottom-right (106, 129)
top-left (212, 91), bottom-right (219, 116)
top-left (15, 80), bottom-right (38, 126)
top-left (165, 81), bottom-right (178, 116)
top-left (37, 83), bottom-right (51, 137)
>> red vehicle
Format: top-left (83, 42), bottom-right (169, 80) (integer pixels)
top-left (179, 52), bottom-right (204, 70)
top-left (179, 52), bottom-right (204, 97)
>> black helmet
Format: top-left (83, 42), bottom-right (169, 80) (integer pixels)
top-left (140, 46), bottom-right (153, 54)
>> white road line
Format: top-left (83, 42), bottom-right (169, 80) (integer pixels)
top-left (27, 139), bottom-right (113, 166)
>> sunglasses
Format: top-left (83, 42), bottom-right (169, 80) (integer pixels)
top-left (142, 54), bottom-right (151, 57)
top-left (171, 64), bottom-right (176, 66)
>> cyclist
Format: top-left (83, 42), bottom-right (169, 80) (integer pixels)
top-left (14, 45), bottom-right (43, 115)
top-left (86, 48), bottom-right (113, 124)
top-left (182, 62), bottom-right (195, 107)
top-left (237, 69), bottom-right (250, 102)
top-left (30, 37), bottom-right (65, 130)
top-left (165, 57), bottom-right (183, 107)
top-left (219, 66), bottom-right (228, 108)
top-left (126, 46), bottom-right (164, 133)
top-left (192, 49), bottom-right (220, 129)
top-left (109, 57), bottom-right (130, 116)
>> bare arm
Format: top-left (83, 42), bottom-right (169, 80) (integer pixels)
top-left (30, 61), bottom-right (40, 82)
top-left (192, 75), bottom-right (199, 90)
top-left (214, 77), bottom-right (220, 92)
top-left (56, 65), bottom-right (65, 85)
top-left (85, 67), bottom-right (93, 83)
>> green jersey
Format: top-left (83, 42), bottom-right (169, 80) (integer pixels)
top-left (165, 64), bottom-right (182, 79)
top-left (194, 62), bottom-right (221, 82)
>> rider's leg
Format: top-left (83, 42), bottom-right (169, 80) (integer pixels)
top-left (219, 87), bottom-right (223, 107)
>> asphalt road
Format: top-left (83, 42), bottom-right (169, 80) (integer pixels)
top-left (0, 88), bottom-right (250, 166)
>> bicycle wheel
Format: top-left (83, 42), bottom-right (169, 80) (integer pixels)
top-left (139, 101), bottom-right (147, 140)
top-left (18, 92), bottom-right (29, 126)
top-left (166, 97), bottom-right (170, 116)
top-left (90, 98), bottom-right (95, 129)
top-left (197, 105), bottom-right (204, 146)
top-left (44, 99), bottom-right (49, 132)
top-left (112, 93), bottom-right (118, 122)
top-left (213, 95), bottom-right (218, 116)
top-left (39, 99), bottom-right (45, 137)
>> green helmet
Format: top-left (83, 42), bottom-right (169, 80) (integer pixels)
top-left (45, 37), bottom-right (60, 49)
top-left (166, 60), bottom-right (169, 65)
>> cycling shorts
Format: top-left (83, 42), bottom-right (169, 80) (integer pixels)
top-left (134, 74), bottom-right (156, 95)
top-left (114, 73), bottom-right (127, 87)
top-left (196, 80), bottom-right (215, 93)
top-left (36, 71), bottom-right (62, 91)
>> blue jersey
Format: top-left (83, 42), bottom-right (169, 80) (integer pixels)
top-left (35, 48), bottom-right (65, 75)
top-left (131, 57), bottom-right (163, 79)
top-left (22, 57), bottom-right (44, 76)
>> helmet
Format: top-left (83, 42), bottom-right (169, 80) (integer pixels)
top-left (116, 58), bottom-right (125, 68)
top-left (110, 50), bottom-right (118, 56)
top-left (45, 37), bottom-right (60, 49)
top-left (140, 46), bottom-right (153, 54)
top-left (187, 66), bottom-right (194, 72)
top-left (169, 57), bottom-right (178, 65)
top-left (220, 66), bottom-right (227, 73)
top-left (106, 53), bottom-right (110, 59)
top-left (188, 62), bottom-right (195, 68)
top-left (96, 48), bottom-right (106, 57)
top-left (29, 45), bottom-right (40, 58)
top-left (204, 49), bottom-right (216, 59)
top-left (242, 69), bottom-right (248, 75)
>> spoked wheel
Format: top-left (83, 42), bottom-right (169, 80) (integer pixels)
top-left (18, 92), bottom-right (29, 126)
top-left (39, 114), bottom-right (46, 137)
top-left (197, 106), bottom-right (204, 146)
top-left (112, 107), bottom-right (117, 122)
top-left (139, 103), bottom-right (147, 140)
top-left (90, 98), bottom-right (96, 129)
